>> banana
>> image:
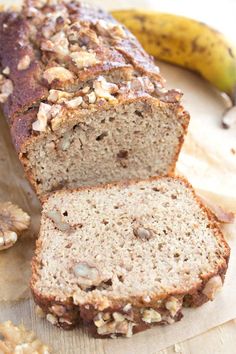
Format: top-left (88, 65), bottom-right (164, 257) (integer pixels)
top-left (112, 9), bottom-right (236, 104)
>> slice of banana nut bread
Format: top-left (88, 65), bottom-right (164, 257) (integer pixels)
top-left (0, 0), bottom-right (189, 195)
top-left (31, 177), bottom-right (230, 338)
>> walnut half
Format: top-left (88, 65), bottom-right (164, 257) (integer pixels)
top-left (0, 202), bottom-right (30, 251)
top-left (0, 321), bottom-right (51, 353)
top-left (202, 275), bottom-right (223, 300)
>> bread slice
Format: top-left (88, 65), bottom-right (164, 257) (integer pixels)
top-left (0, 1), bottom-right (189, 195)
top-left (31, 177), bottom-right (230, 338)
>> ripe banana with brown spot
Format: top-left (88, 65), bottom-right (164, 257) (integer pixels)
top-left (112, 10), bottom-right (236, 127)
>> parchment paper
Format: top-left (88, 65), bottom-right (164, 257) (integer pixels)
top-left (0, 0), bottom-right (236, 352)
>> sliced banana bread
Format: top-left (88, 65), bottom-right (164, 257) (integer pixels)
top-left (0, 0), bottom-right (189, 195)
top-left (31, 177), bottom-right (230, 338)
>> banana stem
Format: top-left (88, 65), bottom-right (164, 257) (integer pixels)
top-left (232, 85), bottom-right (236, 106)
top-left (222, 86), bottom-right (236, 128)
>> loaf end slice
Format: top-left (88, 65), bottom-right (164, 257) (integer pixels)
top-left (31, 177), bottom-right (230, 338)
top-left (0, 0), bottom-right (189, 195)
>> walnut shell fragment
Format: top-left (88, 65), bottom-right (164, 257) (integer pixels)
top-left (0, 321), bottom-right (51, 354)
top-left (0, 202), bottom-right (30, 251)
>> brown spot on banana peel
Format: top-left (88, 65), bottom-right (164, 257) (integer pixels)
top-left (133, 14), bottom-right (147, 24)
top-left (228, 47), bottom-right (235, 59)
top-left (191, 37), bottom-right (207, 53)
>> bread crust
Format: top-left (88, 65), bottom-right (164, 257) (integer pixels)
top-left (31, 175), bottom-right (230, 337)
top-left (0, 1), bottom-right (162, 121)
top-left (0, 1), bottom-right (189, 196)
top-left (0, 12), bottom-right (48, 121)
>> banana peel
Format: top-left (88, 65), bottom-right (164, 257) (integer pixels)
top-left (112, 9), bottom-right (236, 112)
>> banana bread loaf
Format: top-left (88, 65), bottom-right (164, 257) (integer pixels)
top-left (31, 176), bottom-right (230, 338)
top-left (0, 0), bottom-right (189, 195)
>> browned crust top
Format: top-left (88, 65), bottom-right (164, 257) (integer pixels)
top-left (0, 0), bottom-right (187, 153)
top-left (0, 0), bottom-right (162, 118)
top-left (0, 11), bottom-right (48, 119)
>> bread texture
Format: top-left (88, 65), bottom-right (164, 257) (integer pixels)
top-left (0, 0), bottom-right (189, 195)
top-left (31, 176), bottom-right (230, 338)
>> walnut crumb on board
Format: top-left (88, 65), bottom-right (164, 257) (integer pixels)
top-left (0, 202), bottom-right (30, 251)
top-left (174, 343), bottom-right (182, 353)
top-left (0, 321), bottom-right (51, 353)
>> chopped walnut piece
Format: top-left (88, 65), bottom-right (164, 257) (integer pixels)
top-left (203, 276), bottom-right (223, 300)
top-left (155, 88), bottom-right (183, 103)
top-left (48, 89), bottom-right (73, 103)
top-left (97, 318), bottom-right (134, 337)
top-left (0, 232), bottom-right (17, 251)
top-left (41, 31), bottom-right (69, 57)
top-left (2, 79), bottom-right (13, 95)
top-left (67, 24), bottom-right (80, 43)
top-left (70, 51), bottom-right (99, 69)
top-left (46, 314), bottom-right (58, 326)
top-left (94, 313), bottom-right (106, 328)
top-left (40, 6), bottom-right (70, 39)
top-left (73, 262), bottom-right (101, 289)
top-left (51, 304), bottom-right (66, 317)
top-left (123, 303), bottom-right (132, 312)
top-left (50, 104), bottom-right (62, 118)
top-left (65, 96), bottom-right (83, 108)
top-left (2, 66), bottom-right (10, 75)
top-left (43, 66), bottom-right (74, 84)
top-left (94, 76), bottom-right (118, 101)
top-left (17, 55), bottom-right (31, 71)
top-left (96, 20), bottom-right (127, 39)
top-left (50, 109), bottom-right (64, 131)
top-left (46, 210), bottom-right (71, 232)
top-left (130, 77), bottom-right (155, 93)
top-left (165, 297), bottom-right (181, 316)
top-left (0, 202), bottom-right (30, 251)
top-left (87, 91), bottom-right (96, 104)
top-left (0, 321), bottom-right (51, 353)
top-left (59, 318), bottom-right (73, 325)
top-left (113, 312), bottom-right (125, 322)
top-left (142, 308), bottom-right (162, 323)
top-left (111, 25), bottom-right (127, 39)
top-left (78, 27), bottom-right (100, 46)
top-left (32, 103), bottom-right (52, 132)
top-left (82, 86), bottom-right (90, 94)
top-left (0, 93), bottom-right (8, 103)
top-left (94, 311), bottom-right (134, 338)
top-left (0, 76), bottom-right (13, 103)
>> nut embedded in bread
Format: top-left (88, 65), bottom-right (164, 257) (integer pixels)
top-left (31, 176), bottom-right (230, 338)
top-left (0, 0), bottom-right (189, 195)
